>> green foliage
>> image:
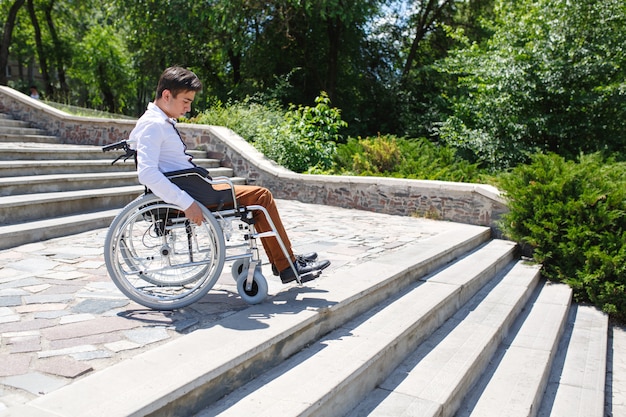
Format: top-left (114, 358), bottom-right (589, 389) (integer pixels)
top-left (498, 153), bottom-right (626, 321)
top-left (326, 134), bottom-right (483, 183)
top-left (254, 92), bottom-right (343, 172)
top-left (193, 93), bottom-right (343, 173)
top-left (191, 97), bottom-right (284, 144)
top-left (437, 0), bottom-right (626, 171)
top-left (68, 25), bottom-right (134, 113)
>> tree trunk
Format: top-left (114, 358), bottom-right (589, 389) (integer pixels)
top-left (27, 0), bottom-right (53, 97)
top-left (44, 0), bottom-right (69, 100)
top-left (325, 16), bottom-right (342, 102)
top-left (401, 0), bottom-right (453, 83)
top-left (0, 0), bottom-right (26, 85)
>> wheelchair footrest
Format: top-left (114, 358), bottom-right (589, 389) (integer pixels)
top-left (297, 269), bottom-right (322, 284)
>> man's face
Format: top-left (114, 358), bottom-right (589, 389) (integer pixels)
top-left (160, 89), bottom-right (196, 118)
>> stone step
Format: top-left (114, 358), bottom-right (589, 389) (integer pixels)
top-left (0, 125), bottom-right (46, 135)
top-left (456, 281), bottom-right (573, 417)
top-left (199, 239), bottom-right (519, 417)
top-left (347, 260), bottom-right (541, 417)
top-left (0, 209), bottom-right (121, 250)
top-left (538, 305), bottom-right (608, 417)
top-left (0, 111), bottom-right (246, 250)
top-left (0, 142), bottom-right (208, 161)
top-left (0, 169), bottom-right (241, 195)
top-left (0, 133), bottom-right (61, 143)
top-left (0, 224), bottom-right (493, 417)
top-left (0, 117), bottom-right (31, 127)
top-left (0, 158), bottom-right (221, 176)
top-left (0, 185), bottom-right (144, 225)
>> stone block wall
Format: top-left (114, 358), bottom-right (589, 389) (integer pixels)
top-left (0, 86), bottom-right (508, 230)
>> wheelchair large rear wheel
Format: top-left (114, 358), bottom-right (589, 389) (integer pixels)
top-left (104, 194), bottom-right (225, 310)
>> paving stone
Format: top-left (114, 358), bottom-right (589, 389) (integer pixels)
top-left (8, 338), bottom-right (41, 354)
top-left (34, 358), bottom-right (92, 379)
top-left (38, 285), bottom-right (81, 295)
top-left (21, 284), bottom-right (51, 293)
top-left (0, 297), bottom-right (21, 308)
top-left (38, 345), bottom-right (97, 359)
top-left (58, 314), bottom-right (95, 325)
top-left (4, 334), bottom-right (39, 345)
top-left (40, 316), bottom-right (141, 341)
top-left (0, 331), bottom-right (39, 339)
top-left (36, 271), bottom-right (85, 281)
top-left (0, 278), bottom-right (43, 291)
top-left (74, 261), bottom-right (104, 269)
top-left (0, 315), bottom-right (19, 325)
top-left (0, 355), bottom-right (31, 377)
top-left (0, 319), bottom-right (57, 333)
top-left (22, 294), bottom-right (73, 305)
top-left (1, 372), bottom-right (67, 395)
top-left (104, 340), bottom-right (141, 353)
top-left (115, 310), bottom-right (176, 325)
top-left (71, 299), bottom-right (129, 315)
top-left (70, 350), bottom-right (112, 361)
top-left (75, 289), bottom-right (127, 300)
top-left (49, 332), bottom-right (122, 350)
top-left (171, 318), bottom-right (200, 332)
top-left (0, 270), bottom-right (30, 283)
top-left (0, 289), bottom-right (28, 297)
top-left (123, 327), bottom-right (170, 346)
top-left (33, 311), bottom-right (70, 319)
top-left (9, 258), bottom-right (59, 274)
top-left (15, 303), bottom-right (67, 314)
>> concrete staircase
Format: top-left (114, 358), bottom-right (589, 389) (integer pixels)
top-left (0, 112), bottom-right (243, 250)
top-left (4, 225), bottom-right (610, 417)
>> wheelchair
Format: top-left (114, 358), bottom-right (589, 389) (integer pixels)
top-left (102, 140), bottom-right (304, 310)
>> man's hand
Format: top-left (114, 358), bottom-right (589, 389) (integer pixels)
top-left (184, 201), bottom-right (204, 225)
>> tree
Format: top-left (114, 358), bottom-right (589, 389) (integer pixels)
top-left (401, 0), bottom-right (455, 83)
top-left (26, 0), bottom-right (52, 96)
top-left (69, 25), bottom-right (134, 113)
top-left (437, 0), bottom-right (626, 170)
top-left (42, 0), bottom-right (70, 100)
top-left (0, 0), bottom-right (26, 85)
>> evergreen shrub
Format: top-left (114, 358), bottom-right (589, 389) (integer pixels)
top-left (498, 152), bottom-right (626, 321)
top-left (327, 134), bottom-right (483, 183)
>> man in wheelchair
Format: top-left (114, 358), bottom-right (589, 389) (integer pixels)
top-left (129, 66), bottom-right (330, 284)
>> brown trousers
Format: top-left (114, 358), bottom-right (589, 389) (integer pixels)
top-left (215, 184), bottom-right (294, 272)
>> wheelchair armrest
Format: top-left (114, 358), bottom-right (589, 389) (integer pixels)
top-left (164, 169), bottom-right (236, 210)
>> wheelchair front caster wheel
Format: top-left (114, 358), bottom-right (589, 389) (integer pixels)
top-left (231, 258), bottom-right (250, 281)
top-left (236, 268), bottom-right (268, 305)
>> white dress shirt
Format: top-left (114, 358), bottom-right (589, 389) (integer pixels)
top-left (129, 102), bottom-right (196, 210)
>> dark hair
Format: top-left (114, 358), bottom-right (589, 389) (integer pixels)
top-left (156, 66), bottom-right (202, 99)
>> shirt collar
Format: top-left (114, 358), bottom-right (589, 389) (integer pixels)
top-left (147, 102), bottom-right (177, 125)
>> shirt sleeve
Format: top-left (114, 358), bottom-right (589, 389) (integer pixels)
top-left (132, 120), bottom-right (196, 210)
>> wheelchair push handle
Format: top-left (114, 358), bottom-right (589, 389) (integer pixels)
top-left (102, 139), bottom-right (136, 165)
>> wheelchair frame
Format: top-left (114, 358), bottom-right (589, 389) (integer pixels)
top-left (102, 140), bottom-right (302, 310)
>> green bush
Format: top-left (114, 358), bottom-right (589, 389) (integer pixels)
top-left (498, 152), bottom-right (626, 321)
top-left (192, 92), bottom-right (342, 173)
top-left (255, 92), bottom-right (343, 172)
top-left (190, 96), bottom-right (284, 143)
top-left (326, 134), bottom-right (483, 183)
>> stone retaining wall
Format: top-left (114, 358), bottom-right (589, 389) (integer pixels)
top-left (0, 85), bottom-right (508, 230)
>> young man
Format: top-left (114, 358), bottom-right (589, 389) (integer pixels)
top-left (130, 66), bottom-right (330, 283)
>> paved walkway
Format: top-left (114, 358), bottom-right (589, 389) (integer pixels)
top-left (0, 199), bottom-right (455, 411)
top-left (0, 199), bottom-right (624, 416)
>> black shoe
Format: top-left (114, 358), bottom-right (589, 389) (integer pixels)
top-left (272, 252), bottom-right (319, 276)
top-left (280, 258), bottom-right (331, 284)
